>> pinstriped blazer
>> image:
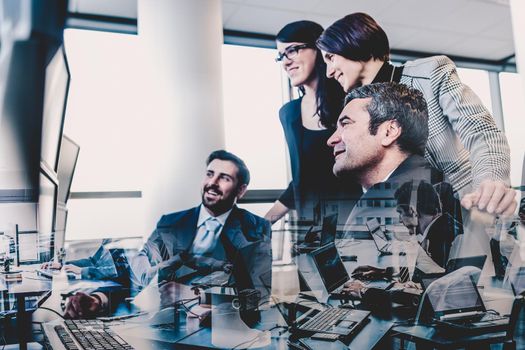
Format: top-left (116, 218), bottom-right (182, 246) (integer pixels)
top-left (400, 55), bottom-right (510, 194)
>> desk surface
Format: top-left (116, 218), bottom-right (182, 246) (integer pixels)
top-left (21, 239), bottom-right (522, 350)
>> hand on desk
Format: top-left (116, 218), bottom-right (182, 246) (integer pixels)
top-left (342, 280), bottom-right (367, 299)
top-left (40, 261), bottom-right (62, 270)
top-left (63, 264), bottom-right (82, 275)
top-left (351, 265), bottom-right (389, 281)
top-left (64, 292), bottom-right (103, 319)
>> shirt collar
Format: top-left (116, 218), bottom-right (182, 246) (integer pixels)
top-left (197, 204), bottom-right (232, 228)
top-left (371, 61), bottom-right (397, 84)
top-left (362, 168), bottom-right (397, 194)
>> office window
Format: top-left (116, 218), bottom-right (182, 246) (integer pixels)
top-left (456, 67), bottom-right (493, 114)
top-left (385, 217), bottom-right (393, 225)
top-left (63, 29), bottom-right (149, 240)
top-left (61, 31), bottom-right (295, 240)
top-left (222, 44), bottom-right (289, 190)
top-left (499, 72), bottom-right (525, 188)
top-left (355, 217), bottom-right (363, 225)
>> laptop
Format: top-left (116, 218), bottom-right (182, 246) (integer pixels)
top-left (366, 218), bottom-right (394, 255)
top-left (258, 268), bottom-right (370, 339)
top-left (445, 255), bottom-right (486, 274)
top-left (414, 255), bottom-right (487, 285)
top-left (427, 275), bottom-right (508, 333)
top-left (309, 243), bottom-right (350, 299)
top-left (295, 213), bottom-right (338, 253)
top-left (310, 243), bottom-right (390, 300)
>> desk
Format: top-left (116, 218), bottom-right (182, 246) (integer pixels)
top-left (1, 269), bottom-right (52, 350)
top-left (1, 266), bottom-right (121, 350)
top-left (32, 238), bottom-right (523, 350)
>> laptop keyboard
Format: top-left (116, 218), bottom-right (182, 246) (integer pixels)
top-left (55, 320), bottom-right (134, 350)
top-left (192, 271), bottom-right (230, 286)
top-left (450, 312), bottom-right (506, 325)
top-left (298, 308), bottom-right (355, 333)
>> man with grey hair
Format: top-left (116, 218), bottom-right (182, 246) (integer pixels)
top-left (328, 82), bottom-right (451, 301)
top-left (328, 82), bottom-right (443, 227)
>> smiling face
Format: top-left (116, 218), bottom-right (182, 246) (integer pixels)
top-left (327, 98), bottom-right (383, 178)
top-left (322, 50), bottom-right (364, 92)
top-left (201, 159), bottom-right (247, 216)
top-left (276, 41), bottom-right (317, 88)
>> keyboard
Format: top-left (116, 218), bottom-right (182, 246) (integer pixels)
top-left (37, 268), bottom-right (78, 280)
top-left (54, 319), bottom-right (134, 350)
top-left (447, 312), bottom-right (507, 325)
top-left (298, 308), bottom-right (355, 333)
top-left (191, 271), bottom-right (231, 287)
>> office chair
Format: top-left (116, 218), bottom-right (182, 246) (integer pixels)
top-left (503, 293), bottom-right (525, 350)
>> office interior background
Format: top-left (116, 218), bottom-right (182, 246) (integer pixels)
top-left (1, 0), bottom-right (524, 250)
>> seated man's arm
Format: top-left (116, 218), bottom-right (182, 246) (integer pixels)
top-left (130, 227), bottom-right (184, 288)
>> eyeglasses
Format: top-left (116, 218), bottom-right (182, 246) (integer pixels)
top-left (275, 44), bottom-right (312, 62)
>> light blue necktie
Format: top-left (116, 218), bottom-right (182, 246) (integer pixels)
top-left (193, 217), bottom-right (221, 254)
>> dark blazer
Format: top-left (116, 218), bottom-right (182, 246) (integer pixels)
top-left (130, 205), bottom-right (271, 289)
top-left (345, 155), bottom-right (443, 226)
top-left (278, 99), bottom-right (360, 218)
top-left (278, 99), bottom-right (303, 211)
top-left (425, 212), bottom-right (464, 268)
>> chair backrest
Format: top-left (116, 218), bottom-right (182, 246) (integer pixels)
top-left (506, 294), bottom-right (525, 343)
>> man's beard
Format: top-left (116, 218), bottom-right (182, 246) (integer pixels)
top-left (202, 185), bottom-right (236, 215)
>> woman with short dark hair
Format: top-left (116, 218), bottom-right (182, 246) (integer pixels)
top-left (317, 12), bottom-right (515, 216)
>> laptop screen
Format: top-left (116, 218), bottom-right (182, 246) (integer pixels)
top-left (366, 218), bottom-right (389, 250)
top-left (509, 266), bottom-right (525, 295)
top-left (311, 243), bottom-right (349, 293)
top-left (426, 276), bottom-right (484, 314)
top-left (320, 213), bottom-right (338, 246)
top-left (445, 255), bottom-right (487, 274)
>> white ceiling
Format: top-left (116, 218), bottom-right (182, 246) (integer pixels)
top-left (69, 0), bottom-right (515, 61)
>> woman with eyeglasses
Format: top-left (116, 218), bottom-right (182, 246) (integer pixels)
top-left (264, 21), bottom-right (358, 224)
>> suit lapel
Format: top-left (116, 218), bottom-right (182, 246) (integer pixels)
top-left (159, 206), bottom-right (199, 255)
top-left (219, 206), bottom-right (249, 255)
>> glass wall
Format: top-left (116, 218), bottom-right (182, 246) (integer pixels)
top-left (62, 28), bottom-right (524, 240)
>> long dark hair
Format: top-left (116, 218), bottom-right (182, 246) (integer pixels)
top-left (317, 13), bottom-right (389, 62)
top-left (276, 21), bottom-right (345, 128)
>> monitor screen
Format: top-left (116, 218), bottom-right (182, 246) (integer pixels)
top-left (426, 276), bottom-right (483, 313)
top-left (57, 135), bottom-right (80, 204)
top-left (37, 167), bottom-right (58, 262)
top-left (312, 243), bottom-right (349, 292)
top-left (41, 45), bottom-right (70, 172)
top-left (54, 203), bottom-right (68, 254)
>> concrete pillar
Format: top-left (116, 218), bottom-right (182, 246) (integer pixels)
top-left (137, 0), bottom-right (224, 231)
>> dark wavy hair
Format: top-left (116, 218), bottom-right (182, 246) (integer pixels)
top-left (345, 82), bottom-right (429, 156)
top-left (276, 20), bottom-right (345, 128)
top-left (206, 150), bottom-right (250, 186)
top-left (395, 180), bottom-right (441, 216)
top-left (316, 13), bottom-right (389, 62)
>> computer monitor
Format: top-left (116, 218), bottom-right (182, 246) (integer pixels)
top-left (54, 203), bottom-right (68, 254)
top-left (40, 45), bottom-right (71, 172)
top-left (57, 135), bottom-right (80, 204)
top-left (37, 165), bottom-right (58, 262)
